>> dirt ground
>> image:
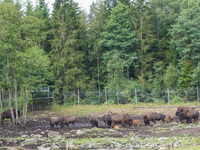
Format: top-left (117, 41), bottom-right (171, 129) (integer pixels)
top-left (1, 110), bottom-right (200, 149)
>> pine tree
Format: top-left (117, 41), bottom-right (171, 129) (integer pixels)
top-left (34, 0), bottom-right (51, 53)
top-left (87, 0), bottom-right (107, 90)
top-left (99, 2), bottom-right (138, 89)
top-left (170, 0), bottom-right (200, 67)
top-left (50, 0), bottom-right (87, 93)
top-left (24, 0), bottom-right (34, 16)
top-left (130, 0), bottom-right (156, 79)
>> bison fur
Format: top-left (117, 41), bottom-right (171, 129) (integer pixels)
top-left (89, 114), bottom-right (99, 127)
top-left (60, 116), bottom-right (76, 128)
top-left (49, 117), bottom-right (63, 128)
top-left (1, 108), bottom-right (20, 124)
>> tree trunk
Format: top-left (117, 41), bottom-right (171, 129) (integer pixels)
top-left (14, 76), bottom-right (19, 121)
top-left (14, 49), bottom-right (19, 121)
top-left (23, 89), bottom-right (29, 124)
top-left (97, 51), bottom-right (101, 103)
top-left (7, 52), bottom-right (15, 124)
top-left (0, 88), bottom-right (3, 114)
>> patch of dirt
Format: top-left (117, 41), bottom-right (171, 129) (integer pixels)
top-left (1, 111), bottom-right (200, 149)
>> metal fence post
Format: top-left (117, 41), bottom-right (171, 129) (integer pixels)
top-left (105, 88), bottom-right (107, 107)
top-left (135, 89), bottom-right (137, 105)
top-left (167, 88), bottom-right (170, 106)
top-left (78, 89), bottom-right (80, 108)
top-left (117, 89), bottom-right (119, 104)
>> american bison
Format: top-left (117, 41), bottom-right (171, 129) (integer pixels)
top-left (178, 109), bottom-right (199, 124)
top-left (113, 124), bottom-right (121, 129)
top-left (131, 120), bottom-right (142, 127)
top-left (169, 115), bottom-right (175, 122)
top-left (143, 112), bottom-right (166, 125)
top-left (143, 114), bottom-right (150, 125)
top-left (1, 108), bottom-right (20, 124)
top-left (110, 113), bottom-right (131, 128)
top-left (49, 117), bottom-right (63, 128)
top-left (103, 111), bottom-right (118, 127)
top-left (60, 116), bottom-right (76, 128)
top-left (163, 116), bottom-right (170, 124)
top-left (89, 114), bottom-right (99, 127)
top-left (175, 106), bottom-right (193, 117)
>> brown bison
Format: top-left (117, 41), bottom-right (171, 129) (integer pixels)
top-left (110, 113), bottom-right (131, 128)
top-left (49, 117), bottom-right (63, 128)
top-left (60, 116), bottom-right (76, 128)
top-left (169, 115), bottom-right (175, 122)
top-left (143, 112), bottom-right (166, 125)
top-left (1, 108), bottom-right (20, 124)
top-left (175, 106), bottom-right (193, 116)
top-left (178, 109), bottom-right (199, 124)
top-left (89, 114), bottom-right (99, 127)
top-left (103, 111), bottom-right (118, 127)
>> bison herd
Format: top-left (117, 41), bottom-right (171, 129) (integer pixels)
top-left (0, 106), bottom-right (199, 129)
top-left (48, 106), bottom-right (200, 129)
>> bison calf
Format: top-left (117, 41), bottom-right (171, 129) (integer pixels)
top-left (163, 116), bottom-right (170, 124)
top-left (1, 108), bottom-right (20, 124)
top-left (132, 120), bottom-right (142, 128)
top-left (113, 124), bottom-right (121, 129)
top-left (60, 116), bottom-right (76, 128)
top-left (49, 117), bottom-right (63, 128)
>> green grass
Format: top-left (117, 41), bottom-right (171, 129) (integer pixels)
top-left (40, 102), bottom-right (200, 117)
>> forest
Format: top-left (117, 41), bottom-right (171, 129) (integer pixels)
top-left (1, 0), bottom-right (200, 113)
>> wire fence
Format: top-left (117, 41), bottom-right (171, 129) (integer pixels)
top-left (52, 87), bottom-right (200, 106)
top-left (1, 87), bottom-right (200, 111)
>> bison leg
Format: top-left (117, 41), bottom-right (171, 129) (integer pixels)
top-left (111, 121), bottom-right (115, 128)
top-left (152, 119), bottom-right (156, 125)
top-left (50, 124), bottom-right (54, 128)
top-left (95, 122), bottom-right (98, 127)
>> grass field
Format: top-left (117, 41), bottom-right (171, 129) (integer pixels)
top-left (52, 102), bottom-right (199, 117)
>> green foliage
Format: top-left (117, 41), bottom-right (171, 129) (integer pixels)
top-left (50, 0), bottom-right (87, 93)
top-left (169, 0), bottom-right (200, 66)
top-left (163, 63), bottom-right (177, 88)
top-left (178, 62), bottom-right (193, 89)
top-left (18, 46), bottom-right (51, 90)
top-left (191, 62), bottom-right (200, 87)
top-left (24, 0), bottom-right (34, 16)
top-left (99, 2), bottom-right (138, 90)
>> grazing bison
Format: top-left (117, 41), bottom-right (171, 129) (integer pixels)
top-left (143, 112), bottom-right (166, 125)
top-left (110, 113), bottom-right (131, 128)
top-left (60, 116), bottom-right (76, 128)
top-left (103, 111), bottom-right (118, 127)
top-left (1, 108), bottom-right (20, 124)
top-left (49, 117), bottom-right (63, 128)
top-left (178, 109), bottom-right (199, 124)
top-left (89, 114), bottom-right (99, 127)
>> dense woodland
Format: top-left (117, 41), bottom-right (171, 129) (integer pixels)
top-left (1, 0), bottom-right (200, 115)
